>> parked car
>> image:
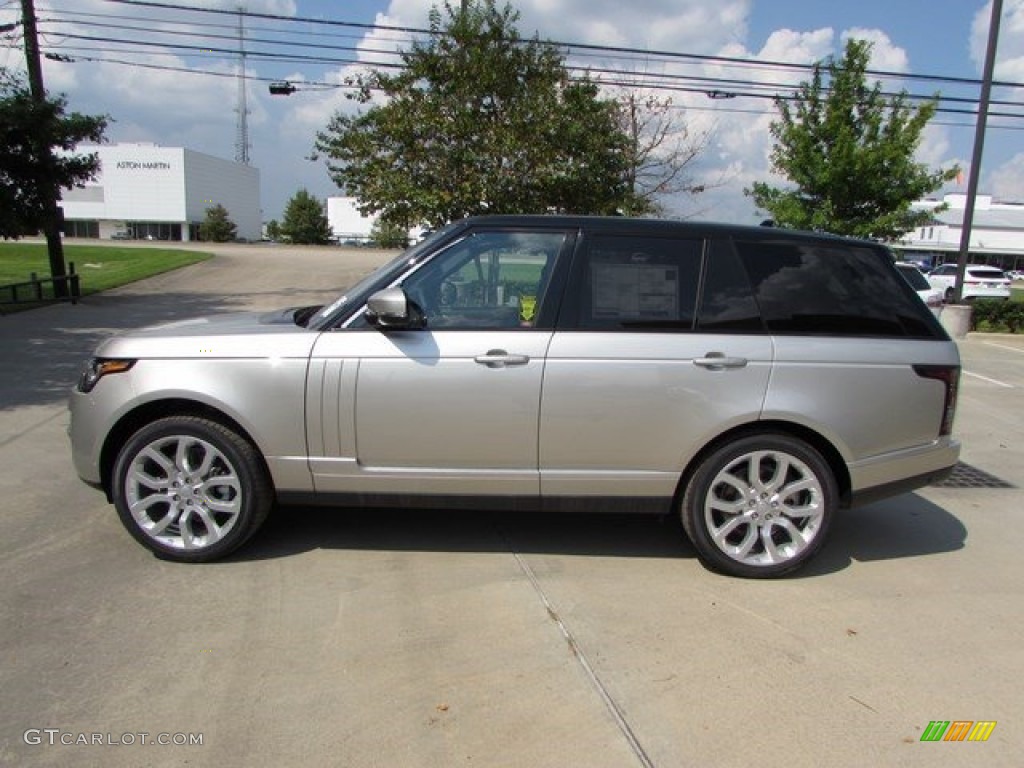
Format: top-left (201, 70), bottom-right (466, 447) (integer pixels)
top-left (69, 217), bottom-right (961, 578)
top-left (1007, 269), bottom-right (1024, 282)
top-left (927, 263), bottom-right (1012, 301)
top-left (895, 262), bottom-right (943, 316)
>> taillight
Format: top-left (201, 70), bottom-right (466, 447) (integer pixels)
top-left (913, 365), bottom-right (960, 436)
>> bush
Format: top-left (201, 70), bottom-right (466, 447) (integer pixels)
top-left (199, 204), bottom-right (237, 242)
top-left (970, 300), bottom-right (1024, 333)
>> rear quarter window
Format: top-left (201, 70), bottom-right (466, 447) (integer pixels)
top-left (896, 264), bottom-right (931, 291)
top-left (733, 238), bottom-right (942, 338)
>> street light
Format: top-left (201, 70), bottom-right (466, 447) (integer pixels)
top-left (269, 81), bottom-right (296, 96)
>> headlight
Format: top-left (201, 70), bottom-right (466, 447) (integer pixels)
top-left (78, 358), bottom-right (135, 393)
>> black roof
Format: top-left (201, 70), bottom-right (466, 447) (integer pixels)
top-left (452, 214), bottom-right (885, 248)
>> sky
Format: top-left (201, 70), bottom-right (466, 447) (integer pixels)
top-left (2, 0), bottom-right (1023, 223)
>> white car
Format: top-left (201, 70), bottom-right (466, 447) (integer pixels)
top-left (895, 263), bottom-right (943, 316)
top-left (927, 264), bottom-right (1011, 301)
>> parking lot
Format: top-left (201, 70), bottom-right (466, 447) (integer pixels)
top-left (1, 242), bottom-right (1022, 767)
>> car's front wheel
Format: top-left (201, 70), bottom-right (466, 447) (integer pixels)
top-left (112, 416), bottom-right (273, 562)
top-left (681, 433), bottom-right (836, 578)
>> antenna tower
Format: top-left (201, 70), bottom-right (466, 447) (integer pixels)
top-left (234, 6), bottom-right (251, 165)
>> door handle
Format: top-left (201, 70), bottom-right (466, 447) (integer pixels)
top-left (694, 353), bottom-right (748, 370)
top-left (474, 349), bottom-right (530, 368)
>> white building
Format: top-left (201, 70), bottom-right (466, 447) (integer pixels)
top-left (59, 144), bottom-right (261, 242)
top-left (325, 197), bottom-right (429, 244)
top-left (895, 194), bottom-right (1024, 272)
top-left (326, 196), bottom-right (377, 243)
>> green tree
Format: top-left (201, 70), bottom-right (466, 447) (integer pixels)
top-left (369, 218), bottom-right (409, 249)
top-left (199, 204), bottom-right (237, 242)
top-left (0, 69), bottom-right (107, 239)
top-left (265, 219), bottom-right (282, 241)
top-left (747, 39), bottom-right (958, 240)
top-left (315, 0), bottom-right (631, 229)
top-left (280, 188), bottom-right (332, 245)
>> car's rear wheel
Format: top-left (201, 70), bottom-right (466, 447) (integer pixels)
top-left (112, 416), bottom-right (273, 562)
top-left (681, 433), bottom-right (836, 578)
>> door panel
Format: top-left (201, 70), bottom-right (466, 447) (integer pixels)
top-left (308, 329), bottom-right (550, 496)
top-left (539, 333), bottom-right (773, 497)
top-left (307, 227), bottom-right (573, 496)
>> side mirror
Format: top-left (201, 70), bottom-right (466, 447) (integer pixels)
top-left (365, 287), bottom-right (426, 330)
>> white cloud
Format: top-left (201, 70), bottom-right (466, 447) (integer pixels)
top-left (841, 28), bottom-right (909, 72)
top-left (987, 152), bottom-right (1024, 200)
top-left (972, 0), bottom-right (1024, 79)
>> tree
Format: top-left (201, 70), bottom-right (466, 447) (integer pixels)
top-left (747, 39), bottom-right (958, 240)
top-left (0, 69), bottom-right (107, 240)
top-left (280, 188), bottom-right (332, 245)
top-left (199, 204), bottom-right (237, 242)
top-left (369, 218), bottom-right (409, 249)
top-left (265, 219), bottom-right (282, 241)
top-left (314, 0), bottom-right (631, 229)
top-left (616, 91), bottom-right (712, 217)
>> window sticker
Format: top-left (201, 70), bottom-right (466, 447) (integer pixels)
top-left (591, 263), bottom-right (678, 319)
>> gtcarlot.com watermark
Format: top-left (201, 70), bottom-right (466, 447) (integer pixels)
top-left (24, 729), bottom-right (203, 747)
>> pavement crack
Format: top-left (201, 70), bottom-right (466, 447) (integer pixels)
top-left (0, 408), bottom-right (64, 450)
top-left (501, 536), bottom-right (657, 768)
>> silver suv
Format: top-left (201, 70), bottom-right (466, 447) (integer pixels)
top-left (69, 216), bottom-right (961, 577)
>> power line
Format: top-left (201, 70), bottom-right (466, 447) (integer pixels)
top-left (46, 17), bottom-right (1022, 112)
top-left (39, 27), bottom-right (1024, 122)
top-left (24, 0), bottom-right (1023, 129)
top-left (41, 17), bottom-right (406, 60)
top-left (95, 0), bottom-right (1020, 91)
top-left (50, 8), bottom-right (401, 46)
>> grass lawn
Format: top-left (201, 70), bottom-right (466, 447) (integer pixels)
top-left (0, 243), bottom-right (213, 304)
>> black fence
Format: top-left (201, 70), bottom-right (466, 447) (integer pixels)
top-left (0, 262), bottom-right (81, 311)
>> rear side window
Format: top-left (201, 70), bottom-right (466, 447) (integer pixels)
top-left (564, 235), bottom-right (703, 330)
top-left (696, 239), bottom-right (764, 333)
top-left (734, 239), bottom-right (940, 337)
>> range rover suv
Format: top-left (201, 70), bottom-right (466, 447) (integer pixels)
top-left (69, 216), bottom-right (961, 577)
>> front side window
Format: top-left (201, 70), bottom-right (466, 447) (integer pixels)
top-left (401, 230), bottom-right (569, 329)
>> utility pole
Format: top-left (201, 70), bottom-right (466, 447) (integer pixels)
top-left (20, 0), bottom-right (69, 297)
top-left (954, 0), bottom-right (1002, 303)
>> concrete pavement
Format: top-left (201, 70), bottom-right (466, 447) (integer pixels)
top-left (1, 246), bottom-right (1022, 767)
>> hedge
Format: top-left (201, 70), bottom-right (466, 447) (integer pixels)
top-left (969, 299), bottom-right (1024, 333)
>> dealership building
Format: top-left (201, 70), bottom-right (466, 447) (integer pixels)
top-left (59, 143), bottom-right (261, 242)
top-left (893, 194), bottom-right (1024, 272)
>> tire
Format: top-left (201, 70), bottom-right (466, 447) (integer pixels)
top-left (681, 433), bottom-right (836, 578)
top-left (111, 416), bottom-right (273, 562)
top-left (944, 287), bottom-right (954, 302)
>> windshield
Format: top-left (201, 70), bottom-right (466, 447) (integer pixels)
top-left (307, 222), bottom-right (463, 330)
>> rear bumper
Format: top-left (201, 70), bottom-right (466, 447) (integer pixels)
top-left (846, 437), bottom-right (960, 507)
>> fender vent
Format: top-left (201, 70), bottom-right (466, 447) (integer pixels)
top-left (931, 462), bottom-right (1014, 489)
